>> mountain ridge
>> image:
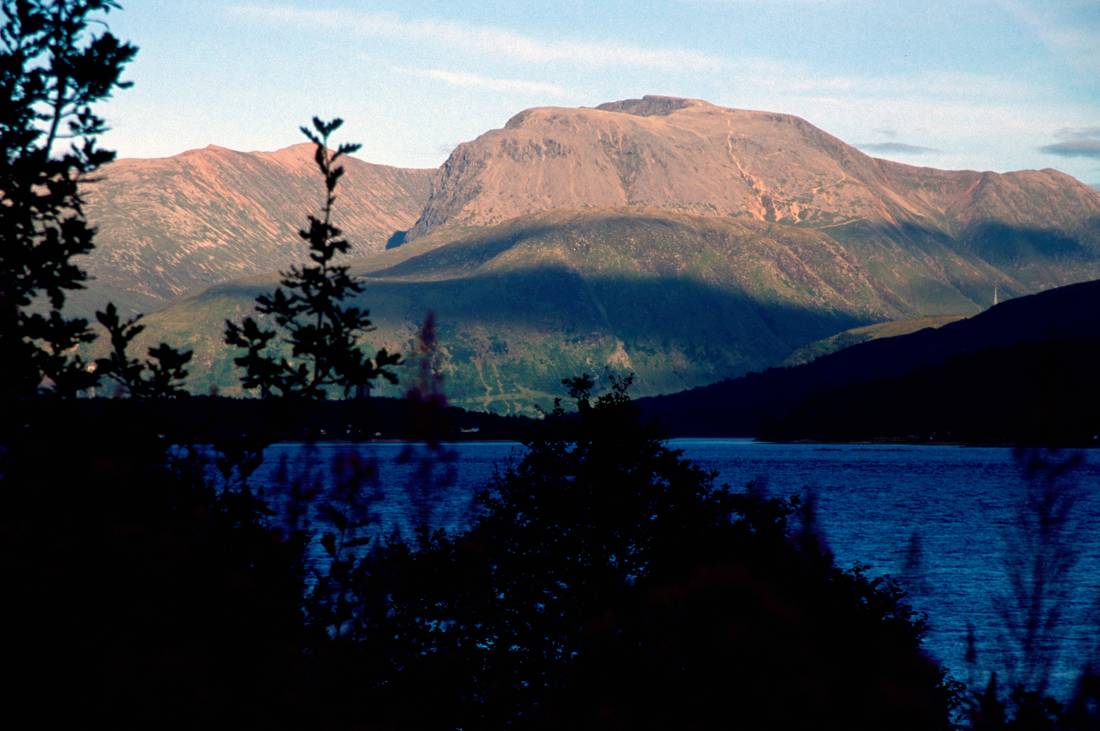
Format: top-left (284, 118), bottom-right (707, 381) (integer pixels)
top-left (79, 143), bottom-right (433, 314)
top-left (409, 96), bottom-right (1100, 244)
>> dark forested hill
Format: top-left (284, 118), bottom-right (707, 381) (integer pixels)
top-left (637, 279), bottom-right (1100, 443)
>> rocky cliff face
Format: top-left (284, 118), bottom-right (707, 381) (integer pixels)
top-left (79, 143), bottom-right (432, 313)
top-left (410, 95), bottom-right (1100, 242)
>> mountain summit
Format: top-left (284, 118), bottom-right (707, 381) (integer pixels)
top-left (410, 95), bottom-right (1100, 242)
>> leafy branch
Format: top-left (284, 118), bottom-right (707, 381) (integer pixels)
top-left (224, 117), bottom-right (400, 399)
top-left (94, 302), bottom-right (192, 398)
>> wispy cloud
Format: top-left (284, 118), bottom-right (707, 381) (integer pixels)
top-left (745, 64), bottom-right (1035, 101)
top-left (1055, 127), bottom-right (1100, 140)
top-left (993, 0), bottom-right (1100, 74)
top-left (1039, 127), bottom-right (1100, 159)
top-left (223, 1), bottom-right (1095, 178)
top-left (857, 142), bottom-right (941, 155)
top-left (395, 67), bottom-right (568, 97)
top-left (738, 91), bottom-right (1094, 174)
top-left (1039, 140), bottom-right (1100, 159)
top-left (227, 5), bottom-right (728, 72)
top-left (227, 5), bottom-right (1039, 103)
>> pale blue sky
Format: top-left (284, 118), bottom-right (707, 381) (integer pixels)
top-left (99, 0), bottom-right (1100, 183)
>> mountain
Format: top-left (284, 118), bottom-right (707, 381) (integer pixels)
top-left (637, 278), bottom-right (1100, 441)
top-left (104, 97), bottom-right (1100, 412)
top-left (411, 97), bottom-right (1100, 255)
top-left (77, 143), bottom-right (433, 314)
top-left (126, 210), bottom-right (870, 408)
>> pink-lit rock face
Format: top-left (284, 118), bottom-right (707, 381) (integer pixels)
top-left (82, 142), bottom-right (433, 308)
top-left (411, 95), bottom-right (1100, 239)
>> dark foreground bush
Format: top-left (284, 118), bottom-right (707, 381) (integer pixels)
top-left (305, 375), bottom-right (956, 730)
top-left (0, 417), bottom-right (306, 728)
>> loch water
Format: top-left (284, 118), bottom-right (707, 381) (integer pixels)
top-left (243, 439), bottom-right (1100, 698)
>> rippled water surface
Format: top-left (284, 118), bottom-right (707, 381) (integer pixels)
top-left (246, 439), bottom-right (1100, 696)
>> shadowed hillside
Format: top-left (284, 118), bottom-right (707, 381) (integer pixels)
top-left (123, 210), bottom-right (875, 410)
top-left (767, 337), bottom-right (1100, 444)
top-left (129, 202), bottom-right (1100, 413)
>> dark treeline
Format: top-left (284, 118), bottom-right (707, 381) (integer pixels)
top-left (3, 2), bottom-right (1100, 729)
top-left (3, 395), bottom-right (533, 444)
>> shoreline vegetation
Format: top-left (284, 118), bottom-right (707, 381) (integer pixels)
top-left (8, 395), bottom-right (1100, 449)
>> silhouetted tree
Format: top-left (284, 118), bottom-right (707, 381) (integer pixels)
top-left (0, 0), bottom-right (136, 399)
top-left (957, 448), bottom-right (1100, 730)
top-left (225, 117), bottom-right (400, 399)
top-left (0, 10), bottom-right (318, 725)
top-left (902, 529), bottom-right (932, 596)
top-left (308, 447), bottom-right (383, 645)
top-left (397, 311), bottom-right (459, 529)
top-left (94, 302), bottom-right (192, 397)
top-left (997, 448), bottom-right (1088, 696)
top-left (301, 374), bottom-right (955, 730)
top-left (1063, 665), bottom-right (1100, 730)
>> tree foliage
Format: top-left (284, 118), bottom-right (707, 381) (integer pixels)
top-left (301, 374), bottom-right (956, 730)
top-left (94, 302), bottom-right (192, 397)
top-left (224, 117), bottom-right (400, 399)
top-left (0, 0), bottom-right (136, 398)
top-left (958, 448), bottom-right (1100, 731)
top-left (1, 0), bottom-right (189, 402)
top-left (397, 311), bottom-right (459, 528)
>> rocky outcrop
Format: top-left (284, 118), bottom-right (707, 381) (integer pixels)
top-left (81, 143), bottom-right (432, 311)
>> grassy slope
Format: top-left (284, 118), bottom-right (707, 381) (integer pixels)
top-left (129, 210), bottom-right (881, 412)
top-left (782, 315), bottom-right (966, 366)
top-left (124, 207), bottom-right (1100, 414)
